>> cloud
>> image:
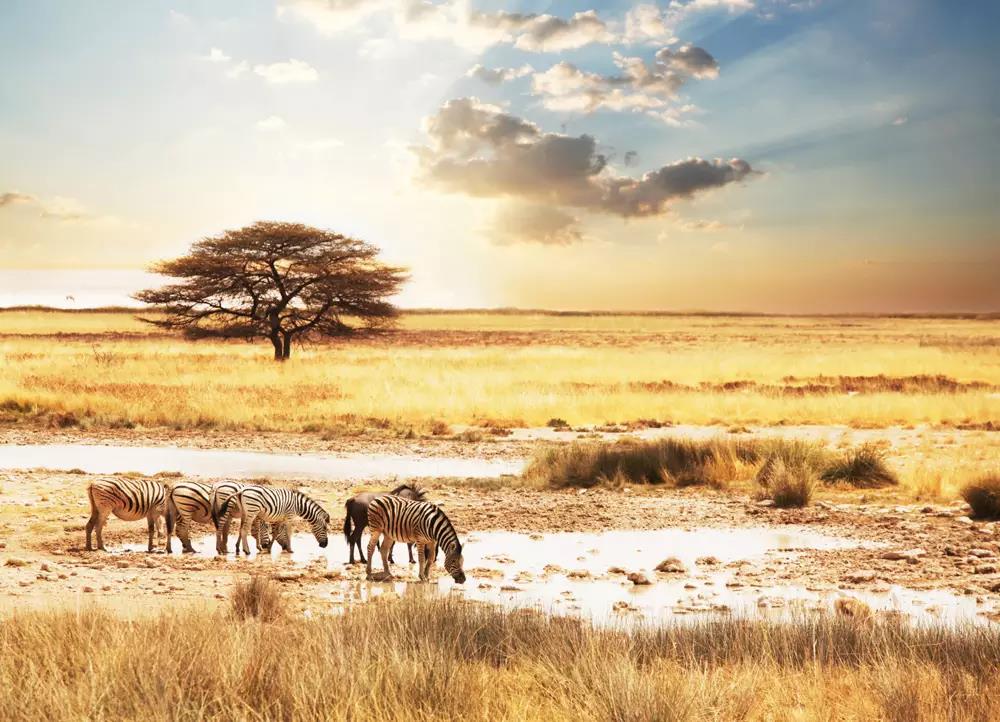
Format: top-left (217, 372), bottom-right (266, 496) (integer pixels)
top-left (891, 115), bottom-right (908, 126)
top-left (205, 47), bottom-right (231, 63)
top-left (256, 115), bottom-right (288, 131)
top-left (489, 203), bottom-right (583, 245)
top-left (226, 61), bottom-right (249, 78)
top-left (276, 0), bottom-right (389, 35)
top-left (466, 63), bottom-right (534, 85)
top-left (0, 191), bottom-right (121, 225)
top-left (623, 0), bottom-right (755, 45)
top-left (508, 10), bottom-right (614, 52)
top-left (415, 98), bottom-right (756, 219)
top-left (253, 59), bottom-right (320, 84)
top-left (679, 218), bottom-right (729, 231)
top-left (530, 46), bottom-right (718, 123)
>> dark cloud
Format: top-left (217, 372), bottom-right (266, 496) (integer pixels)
top-left (416, 99), bottom-right (756, 218)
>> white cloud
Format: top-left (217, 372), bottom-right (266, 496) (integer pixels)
top-left (253, 59), bottom-right (320, 84)
top-left (892, 115), bottom-right (908, 126)
top-left (0, 190), bottom-right (122, 226)
top-left (205, 47), bottom-right (231, 63)
top-left (256, 115), bottom-right (288, 131)
top-left (226, 61), bottom-right (249, 78)
top-left (276, 0), bottom-right (390, 35)
top-left (466, 63), bottom-right (534, 85)
top-left (530, 47), bottom-right (718, 123)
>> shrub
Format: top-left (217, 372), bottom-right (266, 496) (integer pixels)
top-left (230, 575), bottom-right (284, 622)
top-left (820, 444), bottom-right (897, 488)
top-left (757, 457), bottom-right (816, 508)
top-left (961, 474), bottom-right (1000, 519)
top-left (546, 417), bottom-right (570, 428)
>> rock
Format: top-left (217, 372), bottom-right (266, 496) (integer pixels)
top-left (944, 546), bottom-right (961, 556)
top-left (82, 586), bottom-right (95, 593)
top-left (4, 558), bottom-right (29, 568)
top-left (842, 570), bottom-right (878, 584)
top-left (974, 564), bottom-right (998, 575)
top-left (607, 566), bottom-right (627, 575)
top-left (655, 557), bottom-right (685, 574)
top-left (612, 600), bottom-right (638, 613)
top-left (627, 572), bottom-right (652, 585)
top-left (880, 549), bottom-right (926, 561)
top-left (756, 499), bottom-right (776, 508)
top-left (566, 569), bottom-right (591, 579)
top-left (986, 581), bottom-right (1000, 593)
top-left (835, 597), bottom-right (873, 619)
top-left (956, 516), bottom-right (974, 525)
top-left (969, 548), bottom-right (996, 558)
top-left (499, 585), bottom-right (523, 592)
top-left (696, 556), bottom-right (720, 566)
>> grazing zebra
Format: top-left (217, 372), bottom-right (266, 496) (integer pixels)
top-left (85, 477), bottom-right (166, 552)
top-left (222, 486), bottom-right (330, 556)
top-left (366, 496), bottom-right (466, 583)
top-left (211, 481), bottom-right (290, 555)
top-left (166, 480), bottom-right (287, 554)
top-left (343, 483), bottom-right (427, 564)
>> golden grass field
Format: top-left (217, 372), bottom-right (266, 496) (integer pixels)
top-left (1, 309), bottom-right (997, 432)
top-left (4, 591), bottom-right (998, 722)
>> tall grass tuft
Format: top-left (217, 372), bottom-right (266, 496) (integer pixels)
top-left (961, 473), bottom-right (1000, 519)
top-left (820, 444), bottom-right (898, 488)
top-left (230, 574), bottom-right (284, 621)
top-left (756, 457), bottom-right (817, 507)
top-left (524, 437), bottom-right (835, 490)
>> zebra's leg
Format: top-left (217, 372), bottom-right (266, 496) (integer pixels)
top-left (365, 534), bottom-right (380, 579)
top-left (417, 543), bottom-right (428, 582)
top-left (94, 508), bottom-right (111, 552)
top-left (276, 523), bottom-right (291, 553)
top-left (408, 543), bottom-right (416, 564)
top-left (85, 506), bottom-right (100, 551)
top-left (378, 536), bottom-right (394, 579)
top-left (179, 516), bottom-right (196, 554)
top-left (424, 542), bottom-right (437, 580)
top-left (147, 515), bottom-right (157, 553)
top-left (237, 513), bottom-right (253, 557)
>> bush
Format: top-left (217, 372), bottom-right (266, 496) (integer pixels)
top-left (820, 444), bottom-right (897, 488)
top-left (230, 575), bottom-right (284, 622)
top-left (961, 474), bottom-right (1000, 519)
top-left (757, 457), bottom-right (816, 508)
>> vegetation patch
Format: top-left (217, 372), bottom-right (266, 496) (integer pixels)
top-left (820, 444), bottom-right (898, 488)
top-left (961, 474), bottom-right (1000, 519)
top-left (755, 457), bottom-right (817, 508)
top-left (230, 575), bottom-right (284, 622)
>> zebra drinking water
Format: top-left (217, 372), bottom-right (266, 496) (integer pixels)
top-left (85, 477), bottom-right (166, 552)
top-left (343, 483), bottom-right (427, 564)
top-left (221, 486), bottom-right (330, 556)
top-left (167, 480), bottom-right (287, 554)
top-left (211, 481), bottom-right (290, 555)
top-left (365, 495), bottom-right (466, 583)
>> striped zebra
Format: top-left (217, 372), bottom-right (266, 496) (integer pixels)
top-left (85, 477), bottom-right (166, 552)
top-left (210, 481), bottom-right (290, 555)
top-left (221, 486), bottom-right (330, 556)
top-left (366, 496), bottom-right (466, 583)
top-left (166, 480), bottom-right (288, 554)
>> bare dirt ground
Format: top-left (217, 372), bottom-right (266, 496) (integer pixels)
top-left (1, 427), bottom-right (998, 622)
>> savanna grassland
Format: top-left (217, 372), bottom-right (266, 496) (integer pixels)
top-left (1, 309), bottom-right (997, 432)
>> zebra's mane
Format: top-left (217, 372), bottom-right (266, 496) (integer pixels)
top-left (432, 505), bottom-right (461, 553)
top-left (293, 489), bottom-right (329, 519)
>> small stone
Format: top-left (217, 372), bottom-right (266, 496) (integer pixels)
top-left (880, 549), bottom-right (926, 561)
top-left (655, 557), bottom-right (685, 574)
top-left (957, 516), bottom-right (975, 525)
top-left (82, 586), bottom-right (95, 593)
top-left (696, 556), bottom-right (720, 566)
top-left (970, 548), bottom-right (996, 558)
top-left (756, 500), bottom-right (775, 508)
top-left (627, 572), bottom-right (651, 585)
top-left (607, 566), bottom-right (627, 575)
top-left (499, 585), bottom-right (523, 592)
top-left (974, 564), bottom-right (998, 575)
top-left (842, 570), bottom-right (878, 584)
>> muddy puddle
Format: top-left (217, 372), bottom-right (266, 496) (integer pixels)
top-left (127, 527), bottom-right (992, 627)
top-left (0, 444), bottom-right (523, 480)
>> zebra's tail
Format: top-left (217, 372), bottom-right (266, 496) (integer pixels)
top-left (215, 496), bottom-right (233, 530)
top-left (85, 482), bottom-right (98, 514)
top-left (165, 492), bottom-right (177, 538)
top-left (343, 500), bottom-right (353, 542)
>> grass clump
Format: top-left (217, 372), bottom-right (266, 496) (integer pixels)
top-left (756, 457), bottom-right (816, 508)
top-left (961, 473), bottom-right (1000, 519)
top-left (230, 575), bottom-right (284, 622)
top-left (524, 436), bottom-right (833, 490)
top-left (820, 444), bottom-right (898, 488)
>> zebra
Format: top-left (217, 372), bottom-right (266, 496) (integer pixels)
top-left (85, 477), bottom-right (166, 552)
top-left (365, 495), bottom-right (466, 583)
top-left (211, 481), bottom-right (290, 555)
top-left (343, 483), bottom-right (427, 565)
top-left (167, 480), bottom-right (288, 554)
top-left (221, 486), bottom-right (330, 557)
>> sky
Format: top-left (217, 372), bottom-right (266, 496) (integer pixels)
top-left (0, 0), bottom-right (997, 312)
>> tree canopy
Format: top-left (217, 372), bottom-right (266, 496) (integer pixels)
top-left (134, 221), bottom-right (407, 359)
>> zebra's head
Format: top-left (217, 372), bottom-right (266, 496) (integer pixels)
top-left (444, 544), bottom-right (465, 584)
top-left (312, 508), bottom-right (330, 548)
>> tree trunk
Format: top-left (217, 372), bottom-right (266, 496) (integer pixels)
top-left (270, 333), bottom-right (283, 361)
top-left (281, 332), bottom-right (292, 360)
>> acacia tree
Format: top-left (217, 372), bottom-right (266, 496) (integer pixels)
top-left (134, 221), bottom-right (407, 360)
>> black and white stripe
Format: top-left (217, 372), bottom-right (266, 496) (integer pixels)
top-left (166, 480), bottom-right (287, 554)
top-left (366, 496), bottom-right (466, 583)
top-left (224, 486), bottom-right (330, 556)
top-left (85, 477), bottom-right (166, 552)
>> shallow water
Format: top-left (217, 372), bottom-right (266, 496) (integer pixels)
top-left (131, 527), bottom-right (991, 627)
top-left (0, 444), bottom-right (523, 480)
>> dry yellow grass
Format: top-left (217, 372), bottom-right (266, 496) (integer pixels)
top-left (1, 311), bottom-right (997, 433)
top-left (2, 592), bottom-right (997, 722)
